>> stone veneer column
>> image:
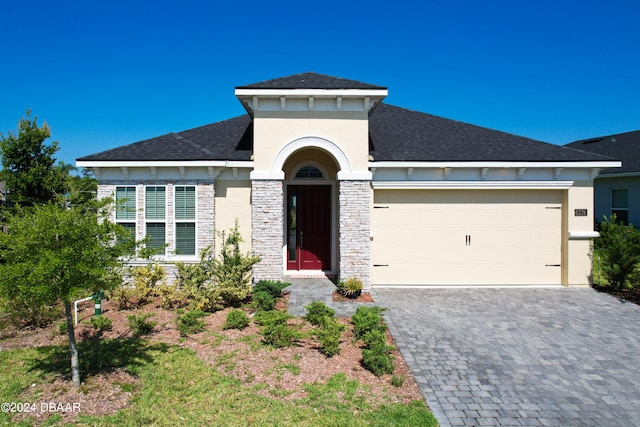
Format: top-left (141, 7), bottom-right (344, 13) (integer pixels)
top-left (339, 180), bottom-right (371, 290)
top-left (251, 180), bottom-right (284, 282)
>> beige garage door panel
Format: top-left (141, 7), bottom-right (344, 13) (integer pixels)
top-left (372, 190), bottom-right (562, 285)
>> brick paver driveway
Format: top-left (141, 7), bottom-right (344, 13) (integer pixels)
top-left (371, 287), bottom-right (640, 426)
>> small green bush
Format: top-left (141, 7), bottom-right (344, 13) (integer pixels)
top-left (253, 309), bottom-right (290, 326)
top-left (157, 284), bottom-right (188, 309)
top-left (391, 375), bottom-right (405, 387)
top-left (254, 310), bottom-right (302, 348)
top-left (254, 290), bottom-right (276, 312)
top-left (362, 349), bottom-right (395, 377)
top-left (352, 306), bottom-right (386, 340)
top-left (336, 277), bottom-right (363, 298)
top-left (304, 301), bottom-right (336, 327)
top-left (595, 214), bottom-right (640, 289)
top-left (57, 320), bottom-right (68, 336)
top-left (315, 316), bottom-right (345, 357)
top-left (90, 315), bottom-right (113, 332)
top-left (176, 310), bottom-right (207, 336)
top-left (253, 280), bottom-right (290, 298)
top-left (127, 313), bottom-right (157, 337)
top-left (223, 309), bottom-right (250, 330)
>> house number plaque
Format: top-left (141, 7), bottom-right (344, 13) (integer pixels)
top-left (574, 209), bottom-right (588, 217)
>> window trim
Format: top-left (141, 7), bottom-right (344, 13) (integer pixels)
top-left (144, 186), bottom-right (167, 256)
top-left (611, 188), bottom-right (629, 224)
top-left (115, 186), bottom-right (137, 241)
top-left (174, 185), bottom-right (197, 257)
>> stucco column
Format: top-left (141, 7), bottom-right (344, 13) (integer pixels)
top-left (339, 180), bottom-right (371, 290)
top-left (251, 180), bottom-right (284, 282)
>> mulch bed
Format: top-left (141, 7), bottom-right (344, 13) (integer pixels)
top-left (331, 291), bottom-right (375, 303)
top-left (592, 284), bottom-right (640, 305)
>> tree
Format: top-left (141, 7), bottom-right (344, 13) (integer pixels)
top-left (0, 201), bottom-right (137, 387)
top-left (595, 214), bottom-right (640, 289)
top-left (0, 110), bottom-right (67, 205)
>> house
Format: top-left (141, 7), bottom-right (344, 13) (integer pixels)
top-left (0, 181), bottom-right (5, 205)
top-left (76, 72), bottom-right (618, 289)
top-left (566, 131), bottom-right (640, 226)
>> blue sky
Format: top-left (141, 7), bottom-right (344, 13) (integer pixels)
top-left (1, 0), bottom-right (638, 167)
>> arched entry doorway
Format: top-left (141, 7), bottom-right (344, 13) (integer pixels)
top-left (282, 149), bottom-right (338, 274)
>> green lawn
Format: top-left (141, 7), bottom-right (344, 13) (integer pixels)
top-left (0, 338), bottom-right (437, 426)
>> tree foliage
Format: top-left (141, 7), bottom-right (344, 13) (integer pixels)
top-left (595, 214), bottom-right (640, 289)
top-left (0, 200), bottom-right (137, 386)
top-left (0, 110), bottom-right (67, 205)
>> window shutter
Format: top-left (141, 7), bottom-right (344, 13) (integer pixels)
top-left (175, 187), bottom-right (195, 220)
top-left (116, 187), bottom-right (136, 220)
top-left (145, 187), bottom-right (166, 220)
top-left (175, 223), bottom-right (196, 255)
top-left (146, 223), bottom-right (166, 251)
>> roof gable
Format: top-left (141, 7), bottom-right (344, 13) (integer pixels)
top-left (566, 130), bottom-right (640, 174)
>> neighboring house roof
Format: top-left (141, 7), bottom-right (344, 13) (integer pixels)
top-left (235, 72), bottom-right (387, 90)
top-left (566, 130), bottom-right (640, 174)
top-left (77, 73), bottom-right (612, 164)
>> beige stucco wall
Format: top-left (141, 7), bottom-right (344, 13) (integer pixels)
top-left (252, 112), bottom-right (370, 173)
top-left (214, 180), bottom-right (252, 255)
top-left (566, 180), bottom-right (596, 285)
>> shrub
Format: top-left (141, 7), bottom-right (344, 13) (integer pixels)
top-left (127, 313), bottom-right (157, 337)
top-left (90, 315), bottom-right (113, 332)
top-left (254, 309), bottom-right (290, 326)
top-left (254, 310), bottom-right (302, 348)
top-left (157, 284), bottom-right (188, 309)
top-left (253, 280), bottom-right (290, 298)
top-left (1, 295), bottom-right (61, 328)
top-left (595, 214), bottom-right (640, 289)
top-left (336, 277), bottom-right (363, 298)
top-left (362, 348), bottom-right (395, 377)
top-left (223, 309), bottom-right (250, 330)
top-left (176, 310), bottom-right (207, 336)
top-left (352, 306), bottom-right (386, 341)
top-left (175, 221), bottom-right (259, 311)
top-left (57, 320), bottom-right (68, 336)
top-left (391, 375), bottom-right (404, 387)
top-left (315, 316), bottom-right (345, 357)
top-left (304, 301), bottom-right (336, 327)
top-left (253, 290), bottom-right (276, 312)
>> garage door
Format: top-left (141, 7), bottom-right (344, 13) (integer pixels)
top-left (371, 189), bottom-right (563, 285)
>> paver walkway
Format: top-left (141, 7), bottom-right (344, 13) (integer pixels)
top-left (284, 277), bottom-right (375, 317)
top-left (370, 287), bottom-right (640, 427)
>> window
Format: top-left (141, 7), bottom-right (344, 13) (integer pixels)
top-left (295, 165), bottom-right (324, 179)
top-left (115, 186), bottom-right (136, 238)
top-left (174, 186), bottom-right (196, 255)
top-left (611, 188), bottom-right (629, 224)
top-left (145, 187), bottom-right (166, 254)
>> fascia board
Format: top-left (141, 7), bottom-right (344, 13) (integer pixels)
top-left (235, 89), bottom-right (388, 97)
top-left (76, 160), bottom-right (254, 168)
top-left (369, 161), bottom-right (621, 168)
top-left (372, 180), bottom-right (575, 189)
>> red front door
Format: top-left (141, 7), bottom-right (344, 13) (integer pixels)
top-left (287, 185), bottom-right (331, 270)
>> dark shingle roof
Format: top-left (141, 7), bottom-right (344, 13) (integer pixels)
top-left (369, 104), bottom-right (611, 162)
top-left (77, 115), bottom-right (253, 162)
top-left (236, 72), bottom-right (387, 90)
top-left (565, 131), bottom-right (640, 174)
top-left (78, 73), bottom-right (614, 164)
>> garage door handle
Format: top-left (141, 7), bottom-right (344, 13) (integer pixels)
top-left (546, 264), bottom-right (561, 267)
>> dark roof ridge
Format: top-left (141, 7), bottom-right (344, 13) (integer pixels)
top-left (236, 72), bottom-right (387, 90)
